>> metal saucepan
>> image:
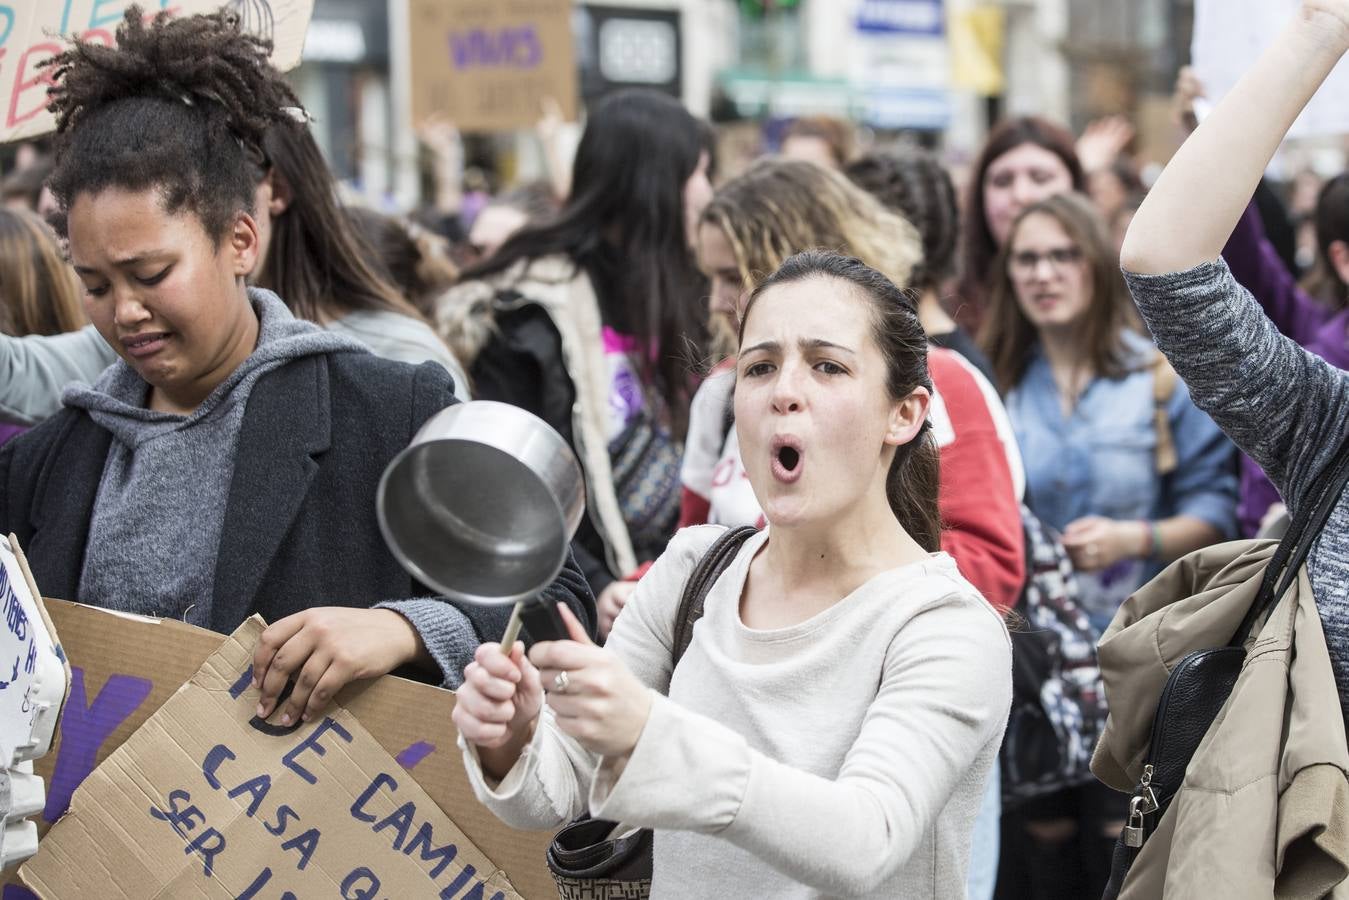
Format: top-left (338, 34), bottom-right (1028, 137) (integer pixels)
top-left (376, 401), bottom-right (584, 648)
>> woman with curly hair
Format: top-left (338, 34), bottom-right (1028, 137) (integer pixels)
top-left (676, 158), bottom-right (1023, 614)
top-left (0, 14), bottom-right (468, 424)
top-left (0, 7), bottom-right (592, 726)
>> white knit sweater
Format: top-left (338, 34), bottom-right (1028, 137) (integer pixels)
top-left (462, 525), bottom-right (1012, 899)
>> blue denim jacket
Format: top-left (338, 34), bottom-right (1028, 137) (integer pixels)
top-left (1007, 332), bottom-right (1238, 633)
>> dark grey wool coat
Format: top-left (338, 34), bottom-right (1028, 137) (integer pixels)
top-left (0, 352), bottom-right (595, 683)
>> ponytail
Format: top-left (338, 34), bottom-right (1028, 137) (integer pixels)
top-left (886, 423), bottom-right (942, 552)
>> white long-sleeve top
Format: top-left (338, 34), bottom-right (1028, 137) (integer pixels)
top-left (461, 525), bottom-right (1012, 899)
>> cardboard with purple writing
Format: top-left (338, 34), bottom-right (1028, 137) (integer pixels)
top-left (408, 0), bottom-right (578, 132)
top-left (0, 0), bottom-right (315, 144)
top-left (0, 601), bottom-right (558, 899)
top-left (18, 615), bottom-right (523, 899)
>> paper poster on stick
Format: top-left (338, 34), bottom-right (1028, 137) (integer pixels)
top-left (408, 0), bottom-right (578, 132)
top-left (1192, 0), bottom-right (1349, 139)
top-left (0, 0), bottom-right (315, 145)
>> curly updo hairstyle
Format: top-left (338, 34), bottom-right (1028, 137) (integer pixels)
top-left (43, 6), bottom-right (305, 241)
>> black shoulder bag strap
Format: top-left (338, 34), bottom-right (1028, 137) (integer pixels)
top-left (671, 526), bottom-right (759, 666)
top-left (1232, 434), bottom-right (1349, 647)
top-left (546, 526), bottom-right (758, 889)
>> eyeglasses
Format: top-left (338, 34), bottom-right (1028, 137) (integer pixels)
top-left (1008, 245), bottom-right (1084, 278)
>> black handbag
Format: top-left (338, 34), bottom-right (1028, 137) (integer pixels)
top-left (1103, 437), bottom-right (1349, 899)
top-left (546, 526), bottom-right (758, 900)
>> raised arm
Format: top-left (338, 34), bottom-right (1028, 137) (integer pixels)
top-left (1120, 4), bottom-right (1349, 512)
top-left (1121, 4), bottom-right (1349, 274)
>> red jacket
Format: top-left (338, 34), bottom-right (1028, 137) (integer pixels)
top-left (928, 348), bottom-right (1024, 615)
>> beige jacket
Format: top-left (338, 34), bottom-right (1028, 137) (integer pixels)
top-left (1092, 540), bottom-right (1349, 898)
top-left (436, 255), bottom-right (637, 579)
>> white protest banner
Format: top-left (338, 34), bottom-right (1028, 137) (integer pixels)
top-left (0, 537), bottom-right (68, 870)
top-left (1193, 0), bottom-right (1349, 139)
top-left (0, 0), bottom-right (315, 144)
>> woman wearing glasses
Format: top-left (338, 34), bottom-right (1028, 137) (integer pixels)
top-left (979, 191), bottom-right (1236, 899)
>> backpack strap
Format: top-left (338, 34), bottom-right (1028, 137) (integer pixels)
top-left (671, 526), bottom-right (759, 667)
top-left (1151, 354), bottom-right (1179, 477)
top-left (1232, 433), bottom-right (1349, 646)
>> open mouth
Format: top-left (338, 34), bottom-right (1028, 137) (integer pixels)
top-left (771, 437), bottom-right (804, 484)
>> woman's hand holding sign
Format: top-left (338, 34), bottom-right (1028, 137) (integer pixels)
top-left (252, 608), bottom-right (431, 726)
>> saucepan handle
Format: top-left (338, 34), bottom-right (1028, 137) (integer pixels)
top-left (499, 595), bottom-right (569, 655)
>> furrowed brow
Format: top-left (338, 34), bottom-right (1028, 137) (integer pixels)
top-left (739, 340), bottom-right (781, 356)
top-left (800, 338), bottom-right (856, 355)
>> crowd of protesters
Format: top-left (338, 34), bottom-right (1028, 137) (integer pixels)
top-left (3, 2), bottom-right (1349, 898)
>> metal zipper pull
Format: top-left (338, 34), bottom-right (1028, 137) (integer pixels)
top-left (1137, 763), bottom-right (1159, 815)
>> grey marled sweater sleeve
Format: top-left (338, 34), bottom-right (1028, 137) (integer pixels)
top-left (377, 598), bottom-right (477, 689)
top-left (1124, 259), bottom-right (1349, 716)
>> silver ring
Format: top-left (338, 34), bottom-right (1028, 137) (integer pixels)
top-left (553, 670), bottom-right (570, 692)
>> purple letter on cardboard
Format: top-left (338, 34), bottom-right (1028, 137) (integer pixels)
top-left (44, 666), bottom-right (152, 821)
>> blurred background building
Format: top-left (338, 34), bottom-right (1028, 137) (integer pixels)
top-left (277, 0), bottom-right (1201, 206)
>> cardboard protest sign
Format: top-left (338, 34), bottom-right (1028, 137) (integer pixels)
top-left (408, 0), bottom-right (578, 132)
top-left (0, 600), bottom-right (558, 900)
top-left (19, 615), bottom-right (521, 899)
top-left (0, 0), bottom-right (315, 144)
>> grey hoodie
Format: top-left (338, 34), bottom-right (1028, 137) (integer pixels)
top-left (63, 288), bottom-right (362, 624)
